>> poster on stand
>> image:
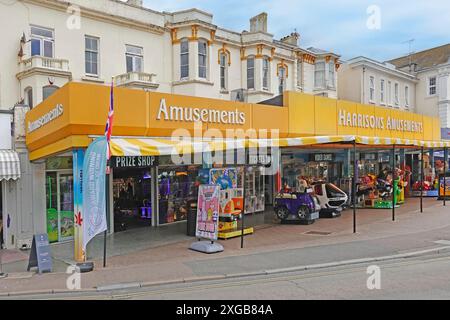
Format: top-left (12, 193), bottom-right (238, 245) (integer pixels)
top-left (196, 185), bottom-right (220, 241)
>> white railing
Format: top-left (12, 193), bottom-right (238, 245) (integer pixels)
top-left (19, 56), bottom-right (70, 73)
top-left (114, 72), bottom-right (157, 87)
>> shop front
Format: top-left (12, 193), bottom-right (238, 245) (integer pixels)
top-left (25, 82), bottom-right (447, 261)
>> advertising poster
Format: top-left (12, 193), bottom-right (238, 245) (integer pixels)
top-left (196, 185), bottom-right (220, 241)
top-left (209, 168), bottom-right (238, 190)
top-left (440, 175), bottom-right (450, 197)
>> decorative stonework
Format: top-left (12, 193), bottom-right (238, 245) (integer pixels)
top-left (189, 25), bottom-right (199, 41)
top-left (218, 44), bottom-right (231, 66)
top-left (208, 30), bottom-right (216, 46)
top-left (171, 28), bottom-right (180, 44)
top-left (240, 47), bottom-right (246, 61)
top-left (256, 44), bottom-right (264, 59)
top-left (303, 53), bottom-right (316, 64)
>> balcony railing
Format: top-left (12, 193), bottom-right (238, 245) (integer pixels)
top-left (18, 56), bottom-right (70, 73)
top-left (114, 72), bottom-right (158, 89)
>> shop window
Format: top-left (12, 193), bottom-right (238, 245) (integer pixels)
top-left (30, 25), bottom-right (54, 58)
top-left (180, 39), bottom-right (189, 79)
top-left (158, 166), bottom-right (200, 224)
top-left (247, 57), bottom-right (255, 90)
top-left (42, 85), bottom-right (59, 100)
top-left (126, 45), bottom-right (143, 73)
top-left (198, 40), bottom-right (208, 79)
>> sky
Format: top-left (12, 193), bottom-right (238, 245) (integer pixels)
top-left (143, 0), bottom-right (450, 62)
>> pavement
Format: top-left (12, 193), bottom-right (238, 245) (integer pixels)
top-left (1, 197), bottom-right (450, 296)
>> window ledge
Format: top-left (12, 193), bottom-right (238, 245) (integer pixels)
top-left (247, 90), bottom-right (274, 96)
top-left (172, 79), bottom-right (214, 86)
top-left (220, 90), bottom-right (229, 94)
top-left (82, 76), bottom-right (104, 83)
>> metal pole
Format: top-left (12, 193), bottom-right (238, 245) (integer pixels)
top-left (241, 154), bottom-right (247, 249)
top-left (392, 144), bottom-right (396, 221)
top-left (420, 147), bottom-right (424, 213)
top-left (103, 162), bottom-right (110, 268)
top-left (444, 147), bottom-right (447, 206)
top-left (353, 140), bottom-right (357, 234)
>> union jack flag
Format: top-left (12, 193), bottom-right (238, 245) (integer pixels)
top-left (105, 82), bottom-right (114, 161)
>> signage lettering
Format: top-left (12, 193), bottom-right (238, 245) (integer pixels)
top-left (338, 109), bottom-right (423, 133)
top-left (112, 156), bottom-right (158, 168)
top-left (157, 98), bottom-right (246, 125)
top-left (28, 104), bottom-right (64, 133)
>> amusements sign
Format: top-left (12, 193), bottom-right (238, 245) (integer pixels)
top-left (196, 185), bottom-right (220, 241)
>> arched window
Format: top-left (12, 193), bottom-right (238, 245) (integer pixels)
top-left (198, 40), bottom-right (208, 79)
top-left (24, 87), bottom-right (33, 109)
top-left (180, 39), bottom-right (189, 79)
top-left (43, 85), bottom-right (59, 101)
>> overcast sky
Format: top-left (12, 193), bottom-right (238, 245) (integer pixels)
top-left (143, 0), bottom-right (450, 62)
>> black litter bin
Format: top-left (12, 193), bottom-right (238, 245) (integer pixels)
top-left (187, 201), bottom-right (198, 236)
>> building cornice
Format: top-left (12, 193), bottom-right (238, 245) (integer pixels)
top-left (22, 0), bottom-right (165, 35)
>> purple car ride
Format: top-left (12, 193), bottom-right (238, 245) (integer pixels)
top-left (274, 191), bottom-right (320, 224)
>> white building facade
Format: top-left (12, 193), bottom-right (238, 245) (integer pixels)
top-left (0, 0), bottom-right (340, 249)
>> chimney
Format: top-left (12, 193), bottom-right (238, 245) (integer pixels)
top-left (280, 32), bottom-right (300, 46)
top-left (127, 0), bottom-right (143, 7)
top-left (250, 12), bottom-right (268, 33)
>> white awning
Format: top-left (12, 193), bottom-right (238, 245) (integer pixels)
top-left (0, 150), bottom-right (21, 181)
top-left (110, 135), bottom-right (450, 157)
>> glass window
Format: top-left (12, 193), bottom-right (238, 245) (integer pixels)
top-left (387, 81), bottom-right (392, 106)
top-left (263, 58), bottom-right (270, 90)
top-left (296, 59), bottom-right (302, 87)
top-left (158, 166), bottom-right (200, 224)
top-left (25, 87), bottom-right (33, 109)
top-left (43, 85), bottom-right (59, 100)
top-left (125, 45), bottom-right (143, 73)
top-left (30, 26), bottom-right (54, 57)
top-left (314, 61), bottom-right (325, 88)
top-left (405, 86), bottom-right (410, 107)
top-left (429, 76), bottom-right (437, 95)
top-left (380, 79), bottom-right (385, 104)
top-left (85, 36), bottom-right (99, 75)
top-left (180, 39), bottom-right (189, 79)
top-left (198, 40), bottom-right (207, 79)
top-left (247, 57), bottom-right (255, 89)
top-left (220, 53), bottom-right (227, 90)
top-left (328, 62), bottom-right (335, 87)
top-left (369, 76), bottom-right (375, 102)
top-left (394, 83), bottom-right (399, 105)
top-left (278, 66), bottom-right (286, 95)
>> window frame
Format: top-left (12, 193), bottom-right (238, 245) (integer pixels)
top-left (85, 35), bottom-right (99, 77)
top-left (387, 80), bottom-right (392, 106)
top-left (247, 56), bottom-right (255, 90)
top-left (314, 61), bottom-right (326, 89)
top-left (262, 57), bottom-right (270, 91)
top-left (278, 65), bottom-right (287, 95)
top-left (369, 76), bottom-right (375, 103)
top-left (380, 79), bottom-right (385, 105)
top-left (296, 59), bottom-right (302, 88)
top-left (405, 85), bottom-right (410, 108)
top-left (180, 39), bottom-right (189, 80)
top-left (25, 87), bottom-right (33, 109)
top-left (328, 61), bottom-right (335, 88)
top-left (42, 85), bottom-right (59, 101)
top-left (125, 44), bottom-right (144, 74)
top-left (198, 40), bottom-right (208, 79)
top-left (428, 76), bottom-right (437, 96)
top-left (394, 82), bottom-right (399, 106)
top-left (30, 25), bottom-right (54, 58)
top-left (219, 52), bottom-right (227, 91)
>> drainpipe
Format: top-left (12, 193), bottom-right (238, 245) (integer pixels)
top-left (362, 66), bottom-right (366, 104)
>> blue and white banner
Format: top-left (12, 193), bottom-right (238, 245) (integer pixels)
top-left (82, 137), bottom-right (108, 250)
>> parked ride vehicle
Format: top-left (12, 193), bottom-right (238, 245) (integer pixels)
top-left (274, 190), bottom-right (320, 224)
top-left (312, 182), bottom-right (348, 218)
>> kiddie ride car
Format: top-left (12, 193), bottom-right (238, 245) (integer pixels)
top-left (274, 189), bottom-right (320, 224)
top-left (312, 182), bottom-right (348, 218)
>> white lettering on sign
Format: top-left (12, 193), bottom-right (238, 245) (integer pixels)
top-left (28, 104), bottom-right (64, 133)
top-left (157, 98), bottom-right (246, 125)
top-left (338, 109), bottom-right (423, 133)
